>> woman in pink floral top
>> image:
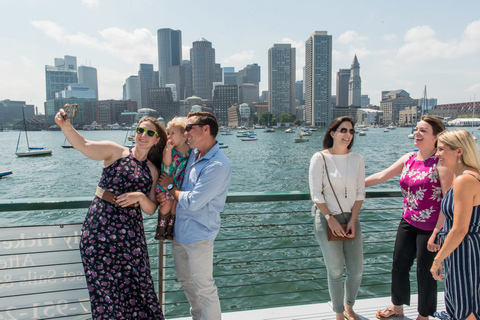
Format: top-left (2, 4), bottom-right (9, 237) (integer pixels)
top-left (366, 115), bottom-right (453, 320)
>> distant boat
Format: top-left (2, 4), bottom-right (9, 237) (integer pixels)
top-left (15, 107), bottom-right (52, 157)
top-left (263, 128), bottom-right (275, 133)
top-left (221, 131), bottom-right (233, 135)
top-left (219, 142), bottom-right (228, 148)
top-left (241, 136), bottom-right (258, 141)
top-left (384, 129), bottom-right (390, 133)
top-left (358, 131), bottom-right (366, 136)
top-left (0, 171), bottom-right (13, 178)
top-left (285, 128), bottom-right (295, 133)
top-left (294, 135), bottom-right (309, 143)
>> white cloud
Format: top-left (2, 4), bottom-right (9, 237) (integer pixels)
top-left (398, 20), bottom-right (480, 61)
top-left (337, 31), bottom-right (368, 45)
top-left (222, 50), bottom-right (255, 64)
top-left (466, 83), bottom-right (480, 94)
top-left (30, 21), bottom-right (65, 42)
top-left (82, 0), bottom-right (100, 8)
top-left (31, 21), bottom-right (156, 65)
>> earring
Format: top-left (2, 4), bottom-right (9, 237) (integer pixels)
top-left (458, 158), bottom-right (462, 164)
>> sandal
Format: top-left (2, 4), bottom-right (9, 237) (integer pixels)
top-left (344, 311), bottom-right (361, 320)
top-left (376, 306), bottom-right (404, 319)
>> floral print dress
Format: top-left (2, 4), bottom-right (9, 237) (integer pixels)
top-left (80, 151), bottom-right (164, 319)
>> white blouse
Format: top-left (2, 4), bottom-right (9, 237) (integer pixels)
top-left (309, 151), bottom-right (366, 215)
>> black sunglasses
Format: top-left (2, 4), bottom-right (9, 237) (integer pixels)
top-left (338, 128), bottom-right (355, 135)
top-left (185, 123), bottom-right (204, 132)
top-left (136, 126), bottom-right (158, 137)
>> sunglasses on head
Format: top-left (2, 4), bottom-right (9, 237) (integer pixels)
top-left (338, 128), bottom-right (355, 135)
top-left (135, 126), bottom-right (158, 137)
top-left (185, 123), bottom-right (204, 132)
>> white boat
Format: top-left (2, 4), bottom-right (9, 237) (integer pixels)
top-left (358, 131), bottom-right (366, 136)
top-left (294, 136), bottom-right (309, 143)
top-left (263, 128), bottom-right (275, 133)
top-left (219, 142), bottom-right (228, 148)
top-left (299, 131), bottom-right (312, 136)
top-left (221, 131), bottom-right (233, 135)
top-left (308, 127), bottom-right (318, 131)
top-left (241, 136), bottom-right (258, 141)
top-left (15, 107), bottom-right (52, 157)
top-left (384, 129), bottom-right (390, 132)
top-left (285, 128), bottom-right (295, 133)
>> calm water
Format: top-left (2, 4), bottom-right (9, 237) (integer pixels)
top-left (2, 126), bottom-right (469, 316)
top-left (2, 125), bottom-right (477, 225)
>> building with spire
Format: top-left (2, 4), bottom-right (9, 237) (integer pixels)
top-left (190, 38), bottom-right (215, 100)
top-left (348, 55), bottom-right (361, 107)
top-left (305, 31), bottom-right (332, 127)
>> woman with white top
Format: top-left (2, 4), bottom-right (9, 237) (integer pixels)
top-left (309, 116), bottom-right (366, 320)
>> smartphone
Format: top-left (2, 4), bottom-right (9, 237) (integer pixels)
top-left (63, 104), bottom-right (78, 120)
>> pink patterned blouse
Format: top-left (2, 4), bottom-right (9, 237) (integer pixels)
top-left (399, 152), bottom-right (443, 231)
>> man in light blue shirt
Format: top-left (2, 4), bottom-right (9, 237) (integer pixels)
top-left (158, 111), bottom-right (231, 320)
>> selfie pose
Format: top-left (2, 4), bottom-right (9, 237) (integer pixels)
top-left (309, 116), bottom-right (365, 320)
top-left (55, 106), bottom-right (167, 319)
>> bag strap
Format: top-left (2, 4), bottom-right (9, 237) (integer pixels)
top-left (320, 152), bottom-right (347, 222)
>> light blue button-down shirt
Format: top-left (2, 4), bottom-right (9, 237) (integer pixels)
top-left (174, 142), bottom-right (231, 244)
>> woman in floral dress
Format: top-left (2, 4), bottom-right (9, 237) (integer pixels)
top-left (55, 107), bottom-right (167, 319)
top-left (366, 115), bottom-right (453, 320)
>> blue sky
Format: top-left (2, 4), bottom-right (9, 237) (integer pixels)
top-left (1, 0), bottom-right (480, 113)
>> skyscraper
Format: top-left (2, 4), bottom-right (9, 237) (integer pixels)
top-left (348, 55), bottom-right (361, 107)
top-left (45, 55), bottom-right (78, 100)
top-left (138, 64), bottom-right (158, 109)
top-left (213, 84), bottom-right (238, 126)
top-left (157, 28), bottom-right (182, 87)
top-left (268, 44), bottom-right (296, 119)
top-left (305, 31), bottom-right (332, 127)
top-left (78, 66), bottom-right (98, 99)
top-left (190, 38), bottom-right (215, 100)
top-left (336, 69), bottom-right (350, 106)
top-left (125, 76), bottom-right (140, 103)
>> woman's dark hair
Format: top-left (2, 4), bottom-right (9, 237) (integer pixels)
top-left (187, 111), bottom-right (219, 137)
top-left (420, 114), bottom-right (445, 148)
top-left (138, 116), bottom-right (168, 170)
top-left (420, 114), bottom-right (445, 136)
top-left (322, 116), bottom-right (356, 150)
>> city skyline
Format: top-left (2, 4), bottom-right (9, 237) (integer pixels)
top-left (1, 0), bottom-right (480, 114)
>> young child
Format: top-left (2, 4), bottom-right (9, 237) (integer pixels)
top-left (155, 117), bottom-right (191, 240)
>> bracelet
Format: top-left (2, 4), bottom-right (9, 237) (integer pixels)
top-left (62, 126), bottom-right (73, 134)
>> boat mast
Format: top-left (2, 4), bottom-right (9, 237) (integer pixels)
top-left (22, 106), bottom-right (31, 149)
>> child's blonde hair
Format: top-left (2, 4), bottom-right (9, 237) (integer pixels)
top-left (167, 117), bottom-right (187, 133)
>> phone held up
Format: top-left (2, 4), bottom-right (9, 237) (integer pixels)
top-left (63, 104), bottom-right (78, 120)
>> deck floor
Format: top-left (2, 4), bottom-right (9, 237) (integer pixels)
top-left (170, 293), bottom-right (445, 320)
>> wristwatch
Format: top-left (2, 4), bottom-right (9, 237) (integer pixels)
top-left (167, 183), bottom-right (174, 191)
top-left (324, 213), bottom-right (332, 220)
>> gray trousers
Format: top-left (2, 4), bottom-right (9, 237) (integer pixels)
top-left (314, 211), bottom-right (364, 313)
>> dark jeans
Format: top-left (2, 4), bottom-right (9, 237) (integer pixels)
top-left (391, 219), bottom-right (437, 317)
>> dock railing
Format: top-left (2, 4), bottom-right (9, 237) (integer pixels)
top-left (0, 190), bottom-right (442, 319)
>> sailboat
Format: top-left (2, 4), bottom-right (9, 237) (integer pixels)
top-left (471, 97), bottom-right (477, 141)
top-left (15, 107), bottom-right (52, 157)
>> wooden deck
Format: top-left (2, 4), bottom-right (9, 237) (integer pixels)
top-left (170, 293), bottom-right (445, 320)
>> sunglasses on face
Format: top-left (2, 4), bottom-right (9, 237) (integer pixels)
top-left (135, 126), bottom-right (158, 137)
top-left (185, 123), bottom-right (204, 132)
top-left (338, 128), bottom-right (355, 135)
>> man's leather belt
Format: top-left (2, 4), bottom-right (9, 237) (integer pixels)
top-left (95, 186), bottom-right (138, 208)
